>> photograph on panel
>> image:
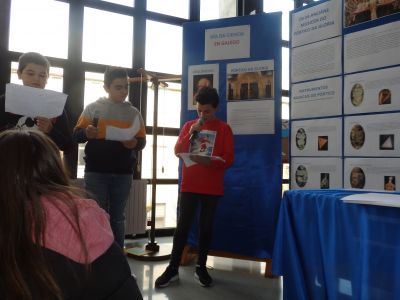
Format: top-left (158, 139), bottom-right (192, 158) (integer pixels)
top-left (192, 74), bottom-right (214, 105)
top-left (350, 166), bottom-right (366, 189)
top-left (296, 128), bottom-right (307, 150)
top-left (344, 0), bottom-right (400, 27)
top-left (350, 83), bottom-right (364, 107)
top-left (227, 71), bottom-right (273, 101)
top-left (380, 134), bottom-right (395, 150)
top-left (318, 136), bottom-right (329, 151)
top-left (379, 88), bottom-right (391, 105)
top-left (295, 165), bottom-right (308, 188)
top-left (350, 124), bottom-right (366, 150)
top-left (384, 175), bottom-right (396, 191)
top-left (291, 157), bottom-right (343, 189)
top-left (187, 64), bottom-right (219, 110)
top-left (320, 173), bottom-right (330, 189)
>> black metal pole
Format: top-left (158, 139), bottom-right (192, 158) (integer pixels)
top-left (146, 78), bottom-right (160, 252)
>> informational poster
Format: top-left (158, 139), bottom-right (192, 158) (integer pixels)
top-left (344, 66), bottom-right (400, 114)
top-left (291, 36), bottom-right (342, 83)
top-left (226, 60), bottom-right (275, 135)
top-left (183, 13), bottom-right (282, 259)
top-left (344, 158), bottom-right (400, 190)
top-left (205, 25), bottom-right (250, 61)
top-left (344, 113), bottom-right (400, 157)
top-left (187, 64), bottom-right (219, 110)
top-left (291, 0), bottom-right (342, 47)
top-left (291, 117), bottom-right (342, 157)
top-left (344, 0), bottom-right (400, 28)
top-left (344, 20), bottom-right (400, 74)
top-left (291, 76), bottom-right (342, 119)
top-left (291, 157), bottom-right (343, 189)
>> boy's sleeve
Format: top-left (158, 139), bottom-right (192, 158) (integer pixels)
top-left (174, 122), bottom-right (191, 156)
top-left (133, 112), bottom-right (146, 151)
top-left (48, 110), bottom-right (73, 152)
top-left (73, 107), bottom-right (92, 144)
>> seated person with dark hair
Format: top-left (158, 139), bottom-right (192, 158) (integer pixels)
top-left (0, 129), bottom-right (142, 300)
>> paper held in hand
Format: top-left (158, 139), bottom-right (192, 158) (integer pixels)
top-left (105, 117), bottom-right (141, 141)
top-left (178, 153), bottom-right (225, 167)
top-left (5, 83), bottom-right (67, 118)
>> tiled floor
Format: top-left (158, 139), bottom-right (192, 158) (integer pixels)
top-left (126, 237), bottom-right (283, 300)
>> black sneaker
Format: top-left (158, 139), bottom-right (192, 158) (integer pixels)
top-left (194, 265), bottom-right (213, 287)
top-left (155, 266), bottom-right (179, 288)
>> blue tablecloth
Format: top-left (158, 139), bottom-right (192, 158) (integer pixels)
top-left (272, 189), bottom-right (400, 300)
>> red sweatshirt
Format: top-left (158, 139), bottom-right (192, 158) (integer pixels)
top-left (175, 118), bottom-right (234, 196)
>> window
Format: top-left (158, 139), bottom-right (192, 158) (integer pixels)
top-left (9, 0), bottom-right (69, 59)
top-left (141, 135), bottom-right (180, 180)
top-left (282, 96), bottom-right (289, 120)
top-left (282, 47), bottom-right (290, 91)
top-left (146, 184), bottom-right (179, 228)
top-left (83, 8), bottom-right (133, 67)
top-left (200, 0), bottom-right (237, 21)
top-left (84, 72), bottom-right (106, 108)
top-left (147, 0), bottom-right (189, 19)
top-left (263, 0), bottom-right (294, 41)
top-left (146, 82), bottom-right (181, 128)
top-left (101, 0), bottom-right (135, 7)
top-left (145, 21), bottom-right (182, 75)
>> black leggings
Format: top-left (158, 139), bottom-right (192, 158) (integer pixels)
top-left (169, 192), bottom-right (219, 269)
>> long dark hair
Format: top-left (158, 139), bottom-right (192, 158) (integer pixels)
top-left (0, 130), bottom-right (87, 300)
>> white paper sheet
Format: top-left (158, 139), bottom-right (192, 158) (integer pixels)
top-left (290, 157), bottom-right (343, 189)
top-left (344, 20), bottom-right (400, 74)
top-left (205, 25), bottom-right (250, 61)
top-left (341, 193), bottom-right (400, 208)
top-left (344, 113), bottom-right (400, 157)
top-left (291, 118), bottom-right (342, 156)
top-left (343, 66), bottom-right (400, 115)
top-left (178, 153), bottom-right (225, 168)
top-left (291, 77), bottom-right (342, 119)
top-left (291, 0), bottom-right (342, 48)
top-left (291, 36), bottom-right (342, 83)
top-left (344, 158), bottom-right (400, 190)
top-left (105, 117), bottom-right (141, 141)
top-left (5, 83), bottom-right (67, 118)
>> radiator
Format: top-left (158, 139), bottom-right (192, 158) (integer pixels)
top-left (125, 179), bottom-right (147, 235)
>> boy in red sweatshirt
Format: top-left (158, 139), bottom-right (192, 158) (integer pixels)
top-left (156, 86), bottom-right (234, 288)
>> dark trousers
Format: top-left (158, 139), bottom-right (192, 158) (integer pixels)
top-left (169, 192), bottom-right (219, 269)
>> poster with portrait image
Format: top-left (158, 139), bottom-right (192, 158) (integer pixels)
top-left (226, 60), bottom-right (275, 135)
top-left (291, 77), bottom-right (342, 119)
top-left (291, 118), bottom-right (342, 156)
top-left (344, 113), bottom-right (400, 157)
top-left (188, 64), bottom-right (219, 110)
top-left (291, 36), bottom-right (342, 83)
top-left (344, 20), bottom-right (400, 74)
top-left (344, 66), bottom-right (400, 114)
top-left (291, 157), bottom-right (343, 189)
top-left (291, 0), bottom-right (342, 48)
top-left (344, 158), bottom-right (400, 190)
top-left (344, 0), bottom-right (400, 28)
